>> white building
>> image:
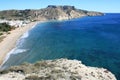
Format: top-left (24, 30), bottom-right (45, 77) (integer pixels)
top-left (0, 19), bottom-right (30, 27)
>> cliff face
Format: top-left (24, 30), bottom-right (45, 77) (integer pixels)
top-left (0, 59), bottom-right (116, 80)
top-left (0, 5), bottom-right (104, 21)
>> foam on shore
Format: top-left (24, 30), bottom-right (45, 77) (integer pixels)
top-left (0, 22), bottom-right (40, 69)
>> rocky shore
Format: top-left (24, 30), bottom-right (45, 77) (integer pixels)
top-left (0, 59), bottom-right (116, 80)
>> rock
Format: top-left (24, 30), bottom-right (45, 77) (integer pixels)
top-left (0, 5), bottom-right (104, 21)
top-left (0, 59), bottom-right (116, 80)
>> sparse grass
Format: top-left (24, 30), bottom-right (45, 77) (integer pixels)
top-left (0, 36), bottom-right (5, 42)
top-left (0, 59), bottom-right (115, 80)
top-left (7, 32), bottom-right (10, 34)
top-left (24, 75), bottom-right (53, 80)
top-left (24, 75), bottom-right (40, 80)
top-left (0, 70), bottom-right (9, 74)
top-left (0, 32), bottom-right (3, 36)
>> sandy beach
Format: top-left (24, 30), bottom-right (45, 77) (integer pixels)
top-left (0, 21), bottom-right (39, 65)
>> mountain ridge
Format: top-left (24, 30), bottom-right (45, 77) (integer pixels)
top-left (0, 5), bottom-right (104, 21)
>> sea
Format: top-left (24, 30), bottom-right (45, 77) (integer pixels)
top-left (1, 13), bottom-right (120, 79)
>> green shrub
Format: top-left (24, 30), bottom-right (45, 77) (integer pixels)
top-left (24, 75), bottom-right (40, 80)
top-left (0, 32), bottom-right (3, 35)
top-left (0, 23), bottom-right (12, 32)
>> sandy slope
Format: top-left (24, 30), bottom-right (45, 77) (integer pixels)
top-left (0, 22), bottom-right (39, 65)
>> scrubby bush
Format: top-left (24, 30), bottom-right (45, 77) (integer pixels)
top-left (0, 23), bottom-right (13, 32)
top-left (0, 70), bottom-right (9, 74)
top-left (24, 75), bottom-right (40, 80)
top-left (0, 32), bottom-right (3, 35)
top-left (24, 75), bottom-right (53, 80)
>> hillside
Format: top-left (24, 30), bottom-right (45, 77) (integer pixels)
top-left (0, 59), bottom-right (116, 80)
top-left (0, 5), bottom-right (103, 21)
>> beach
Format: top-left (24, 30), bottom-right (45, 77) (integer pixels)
top-left (0, 21), bottom-right (39, 65)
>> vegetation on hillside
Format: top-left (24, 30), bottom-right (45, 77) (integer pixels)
top-left (0, 23), bottom-right (14, 33)
top-left (0, 6), bottom-right (103, 20)
top-left (0, 59), bottom-right (116, 80)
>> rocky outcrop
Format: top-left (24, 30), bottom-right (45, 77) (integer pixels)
top-left (0, 5), bottom-right (104, 21)
top-left (0, 59), bottom-right (116, 80)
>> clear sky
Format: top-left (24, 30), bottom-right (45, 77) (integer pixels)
top-left (0, 0), bottom-right (120, 13)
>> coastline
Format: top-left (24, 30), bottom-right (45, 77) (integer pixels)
top-left (0, 17), bottom-right (118, 79)
top-left (0, 18), bottom-right (78, 68)
top-left (0, 21), bottom-right (40, 66)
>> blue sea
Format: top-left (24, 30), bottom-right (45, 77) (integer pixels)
top-left (2, 13), bottom-right (120, 79)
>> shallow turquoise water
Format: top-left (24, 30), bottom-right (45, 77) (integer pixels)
top-left (2, 13), bottom-right (120, 79)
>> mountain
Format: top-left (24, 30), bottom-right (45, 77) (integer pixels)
top-left (0, 59), bottom-right (116, 80)
top-left (0, 5), bottom-right (104, 21)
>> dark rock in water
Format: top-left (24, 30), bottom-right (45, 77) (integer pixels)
top-left (0, 5), bottom-right (104, 21)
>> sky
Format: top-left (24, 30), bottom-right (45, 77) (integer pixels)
top-left (0, 0), bottom-right (120, 13)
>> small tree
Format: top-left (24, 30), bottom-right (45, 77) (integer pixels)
top-left (0, 23), bottom-right (12, 32)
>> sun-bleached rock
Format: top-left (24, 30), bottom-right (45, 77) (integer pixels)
top-left (0, 59), bottom-right (116, 80)
top-left (0, 5), bottom-right (104, 21)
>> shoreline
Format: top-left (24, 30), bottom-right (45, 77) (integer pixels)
top-left (0, 21), bottom-right (41, 66)
top-left (0, 19), bottom-right (75, 68)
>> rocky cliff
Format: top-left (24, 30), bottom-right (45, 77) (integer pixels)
top-left (0, 59), bottom-right (116, 80)
top-left (0, 5), bottom-right (104, 21)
